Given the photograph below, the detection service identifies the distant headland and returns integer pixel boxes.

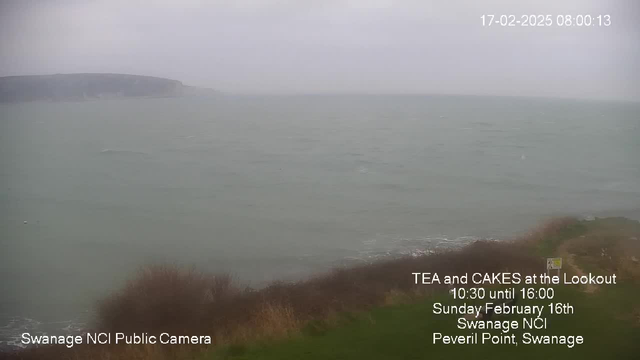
[0,73,218,103]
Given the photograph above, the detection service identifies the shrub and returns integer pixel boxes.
[97,264,238,333]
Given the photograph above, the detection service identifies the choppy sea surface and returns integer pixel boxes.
[1,95,639,348]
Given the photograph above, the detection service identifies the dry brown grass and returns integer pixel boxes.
[632,307,640,326]
[565,218,640,282]
[515,216,580,245]
[97,264,239,334]
[4,218,581,360]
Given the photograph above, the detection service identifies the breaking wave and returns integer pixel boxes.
[0,315,86,351]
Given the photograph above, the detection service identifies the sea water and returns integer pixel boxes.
[1,95,638,347]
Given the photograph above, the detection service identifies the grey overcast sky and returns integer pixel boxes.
[1,0,638,100]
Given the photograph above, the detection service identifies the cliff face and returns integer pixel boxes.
[0,74,189,102]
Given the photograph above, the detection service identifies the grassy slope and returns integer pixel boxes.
[204,218,640,360]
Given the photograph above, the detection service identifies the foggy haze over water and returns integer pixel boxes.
[1,0,639,100]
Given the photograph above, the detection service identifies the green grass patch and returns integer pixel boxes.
[535,221,587,257]
[202,217,640,360]
[203,281,639,360]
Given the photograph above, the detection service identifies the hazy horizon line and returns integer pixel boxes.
[2,72,638,104]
